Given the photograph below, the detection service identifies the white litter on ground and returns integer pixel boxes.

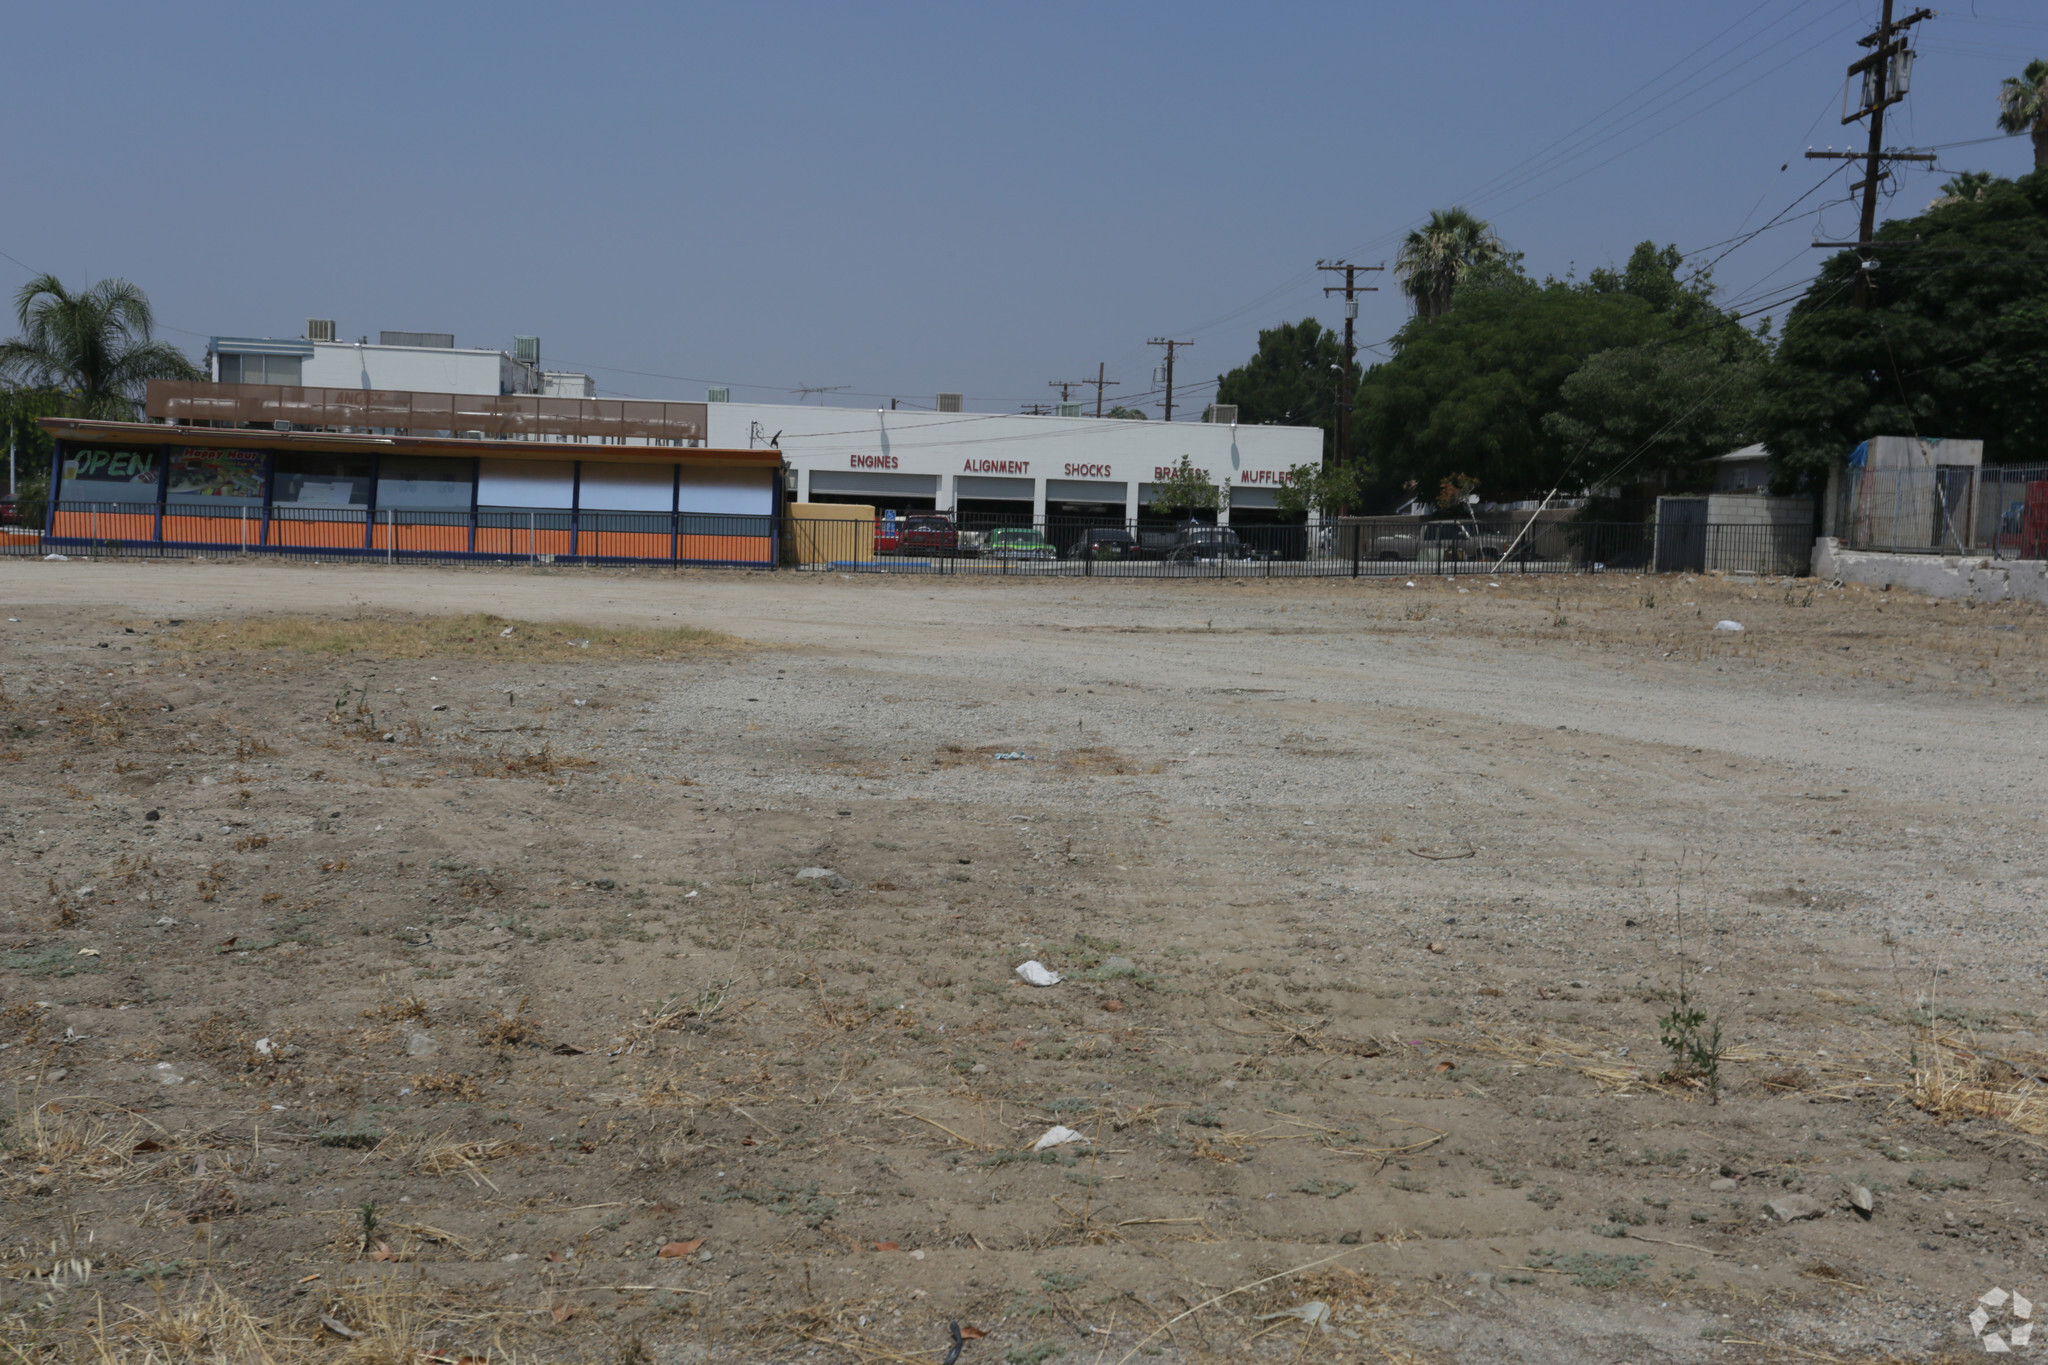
[1014,960,1061,987]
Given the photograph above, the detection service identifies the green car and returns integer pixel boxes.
[987,527,1056,561]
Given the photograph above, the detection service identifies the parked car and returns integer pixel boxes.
[987,527,1057,561]
[1065,527,1143,560]
[1366,519,1520,563]
[0,493,17,527]
[895,513,965,557]
[1164,523,1264,563]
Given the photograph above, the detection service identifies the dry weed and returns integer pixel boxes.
[476,998,541,1051]
[154,612,736,661]
[1910,1034,2048,1141]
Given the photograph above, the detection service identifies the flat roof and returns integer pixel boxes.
[39,419,781,471]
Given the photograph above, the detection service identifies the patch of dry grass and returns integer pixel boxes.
[1910,1034,2048,1142]
[153,612,738,661]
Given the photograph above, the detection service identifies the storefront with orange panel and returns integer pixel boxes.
[39,420,783,566]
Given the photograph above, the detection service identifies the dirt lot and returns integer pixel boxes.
[2,558,2045,1364]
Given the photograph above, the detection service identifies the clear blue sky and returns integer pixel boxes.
[5,1,2046,417]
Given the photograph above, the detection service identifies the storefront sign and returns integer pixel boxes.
[169,448,266,500]
[963,459,1029,474]
[1239,469,1293,485]
[63,446,159,485]
[852,454,899,469]
[1063,463,1113,478]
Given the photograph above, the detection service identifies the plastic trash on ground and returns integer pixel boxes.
[1714,620,1745,632]
[1032,1125,1085,1151]
[1014,960,1061,987]
[1256,1302,1333,1333]
[994,751,1029,760]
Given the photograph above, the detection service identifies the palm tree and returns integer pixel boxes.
[1996,58,2048,172]
[0,274,200,421]
[1395,207,1507,321]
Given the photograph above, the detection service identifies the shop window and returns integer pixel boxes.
[59,445,160,503]
[376,456,474,511]
[167,448,265,506]
[218,353,303,385]
[274,454,372,508]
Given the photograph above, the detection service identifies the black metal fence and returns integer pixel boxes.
[4,508,1815,578]
[789,517,1811,577]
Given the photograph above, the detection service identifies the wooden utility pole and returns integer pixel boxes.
[1075,362,1120,418]
[1805,1,1934,307]
[1147,339,1191,422]
[1317,260,1383,464]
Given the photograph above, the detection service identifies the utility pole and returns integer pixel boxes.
[1147,339,1190,422]
[1020,402,1054,415]
[1048,380,1079,403]
[1806,0,1934,307]
[1316,260,1383,466]
[1072,362,1120,417]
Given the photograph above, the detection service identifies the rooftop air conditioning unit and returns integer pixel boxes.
[305,318,337,342]
[1205,404,1239,425]
[380,330,455,349]
[462,429,486,440]
[1057,402,1082,418]
[936,392,963,413]
[513,336,540,364]
[706,387,731,403]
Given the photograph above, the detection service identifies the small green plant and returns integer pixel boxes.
[357,1201,380,1253]
[1036,1268,1087,1294]
[1657,866,1727,1103]
[709,1180,838,1227]
[1184,1107,1223,1128]
[1525,1248,1652,1289]
[1290,1178,1356,1199]
[316,1124,383,1150]
[980,1149,1078,1168]
[1526,1185,1562,1210]
[1390,1173,1429,1193]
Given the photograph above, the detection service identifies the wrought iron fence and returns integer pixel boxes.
[1834,462,2048,559]
[8,506,1815,577]
[787,516,1808,577]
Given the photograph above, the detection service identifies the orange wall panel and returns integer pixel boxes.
[53,510,157,542]
[679,533,771,564]
[584,531,675,561]
[476,526,574,557]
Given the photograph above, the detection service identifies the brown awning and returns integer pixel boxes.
[38,418,781,470]
[146,380,709,444]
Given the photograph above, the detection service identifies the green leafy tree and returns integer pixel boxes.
[1395,207,1514,320]
[1997,58,2048,171]
[1362,241,1761,501]
[1543,344,1764,486]
[2,385,65,528]
[1145,455,1222,519]
[0,274,201,421]
[1214,318,1345,460]
[1932,170,1997,209]
[1104,405,1148,420]
[1758,170,2048,484]
[1358,276,1668,499]
[1273,460,1360,519]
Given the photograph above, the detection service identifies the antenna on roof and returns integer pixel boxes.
[791,384,848,405]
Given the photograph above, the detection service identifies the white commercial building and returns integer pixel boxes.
[203,328,1321,525]
[209,328,595,403]
[710,401,1320,528]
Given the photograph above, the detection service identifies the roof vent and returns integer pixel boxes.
[513,336,540,364]
[305,318,337,342]
[1204,404,1238,424]
[379,330,455,349]
[935,392,963,413]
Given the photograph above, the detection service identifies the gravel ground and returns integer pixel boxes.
[2,556,2044,1363]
